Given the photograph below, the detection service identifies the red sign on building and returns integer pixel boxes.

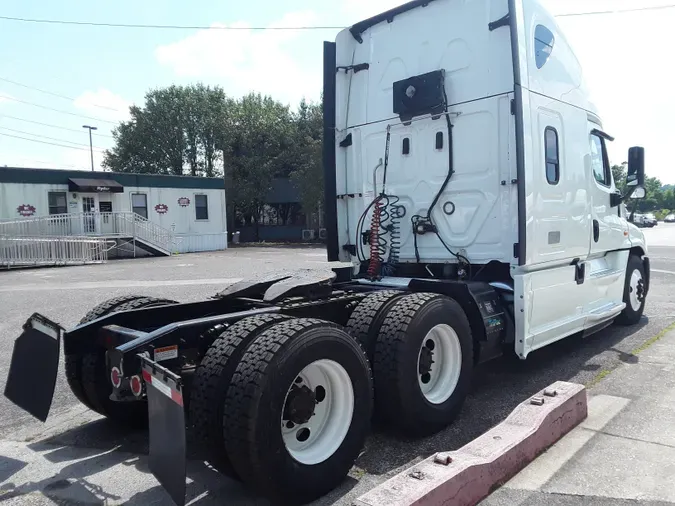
[17,204,36,217]
[155,204,169,214]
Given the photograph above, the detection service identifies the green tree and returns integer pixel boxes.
[612,163,627,194]
[288,98,324,227]
[102,84,231,176]
[663,188,675,211]
[224,93,294,239]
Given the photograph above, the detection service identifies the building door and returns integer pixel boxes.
[99,200,114,235]
[82,195,97,233]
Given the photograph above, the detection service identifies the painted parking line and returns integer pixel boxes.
[651,269,675,276]
[0,278,244,293]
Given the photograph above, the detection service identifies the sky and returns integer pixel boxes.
[0,0,673,182]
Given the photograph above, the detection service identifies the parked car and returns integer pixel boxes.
[631,213,653,228]
[644,213,658,227]
[665,214,675,223]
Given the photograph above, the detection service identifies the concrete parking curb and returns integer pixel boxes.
[355,381,587,506]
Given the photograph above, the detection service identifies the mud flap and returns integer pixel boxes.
[4,314,63,422]
[140,356,187,506]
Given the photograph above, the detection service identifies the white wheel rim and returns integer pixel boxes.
[281,359,354,465]
[417,324,462,405]
[629,269,644,311]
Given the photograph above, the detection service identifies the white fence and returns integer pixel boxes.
[0,212,174,254]
[0,236,109,268]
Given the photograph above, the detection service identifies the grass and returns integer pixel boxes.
[630,321,675,355]
[350,467,367,480]
[586,321,675,388]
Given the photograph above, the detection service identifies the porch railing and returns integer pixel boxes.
[0,236,109,268]
[0,212,175,253]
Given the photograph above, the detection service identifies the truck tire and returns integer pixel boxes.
[223,318,373,504]
[345,290,406,361]
[189,313,289,476]
[373,293,473,436]
[65,295,162,409]
[615,255,647,326]
[72,296,177,426]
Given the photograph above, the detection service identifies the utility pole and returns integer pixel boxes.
[82,125,97,171]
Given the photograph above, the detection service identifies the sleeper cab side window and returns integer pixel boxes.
[545,127,559,185]
[590,134,611,186]
[535,25,555,69]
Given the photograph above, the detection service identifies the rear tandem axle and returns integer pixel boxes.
[5,269,510,505]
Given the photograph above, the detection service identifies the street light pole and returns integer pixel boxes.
[82,125,98,171]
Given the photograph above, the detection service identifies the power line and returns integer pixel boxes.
[0,94,118,124]
[0,15,343,30]
[8,158,79,169]
[557,4,675,17]
[0,132,106,152]
[0,5,674,30]
[0,126,106,150]
[0,115,115,138]
[0,76,121,112]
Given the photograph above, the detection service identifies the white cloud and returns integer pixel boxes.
[155,11,329,105]
[74,88,131,122]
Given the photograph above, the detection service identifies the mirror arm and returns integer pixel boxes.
[611,192,623,208]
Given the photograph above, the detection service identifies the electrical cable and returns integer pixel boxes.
[1,5,673,30]
[426,111,454,220]
[0,95,118,124]
[0,15,344,30]
[0,115,114,137]
[0,126,106,149]
[557,4,675,17]
[411,84,465,269]
[0,132,100,151]
[0,77,121,111]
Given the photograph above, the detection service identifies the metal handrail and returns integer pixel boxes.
[0,212,175,253]
[0,235,109,268]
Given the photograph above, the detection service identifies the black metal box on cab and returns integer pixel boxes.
[393,70,446,121]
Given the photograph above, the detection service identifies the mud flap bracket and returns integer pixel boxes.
[4,314,63,422]
[140,355,187,506]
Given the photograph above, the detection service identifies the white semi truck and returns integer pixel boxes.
[4,0,649,504]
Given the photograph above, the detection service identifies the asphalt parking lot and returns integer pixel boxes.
[1,231,674,505]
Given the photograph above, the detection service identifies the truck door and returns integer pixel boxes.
[588,128,626,258]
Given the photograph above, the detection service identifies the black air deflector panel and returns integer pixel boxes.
[393,70,446,122]
[349,0,439,43]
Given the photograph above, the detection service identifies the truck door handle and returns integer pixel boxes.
[593,220,600,242]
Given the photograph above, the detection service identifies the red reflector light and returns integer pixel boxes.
[130,375,143,397]
[110,367,122,388]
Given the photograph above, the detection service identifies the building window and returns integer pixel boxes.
[132,193,148,219]
[48,192,67,215]
[590,134,611,187]
[545,127,559,185]
[195,194,209,220]
[535,25,555,69]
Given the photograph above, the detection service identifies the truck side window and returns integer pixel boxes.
[545,127,559,184]
[535,25,555,69]
[590,134,610,186]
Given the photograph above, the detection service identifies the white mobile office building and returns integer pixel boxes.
[0,167,228,255]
